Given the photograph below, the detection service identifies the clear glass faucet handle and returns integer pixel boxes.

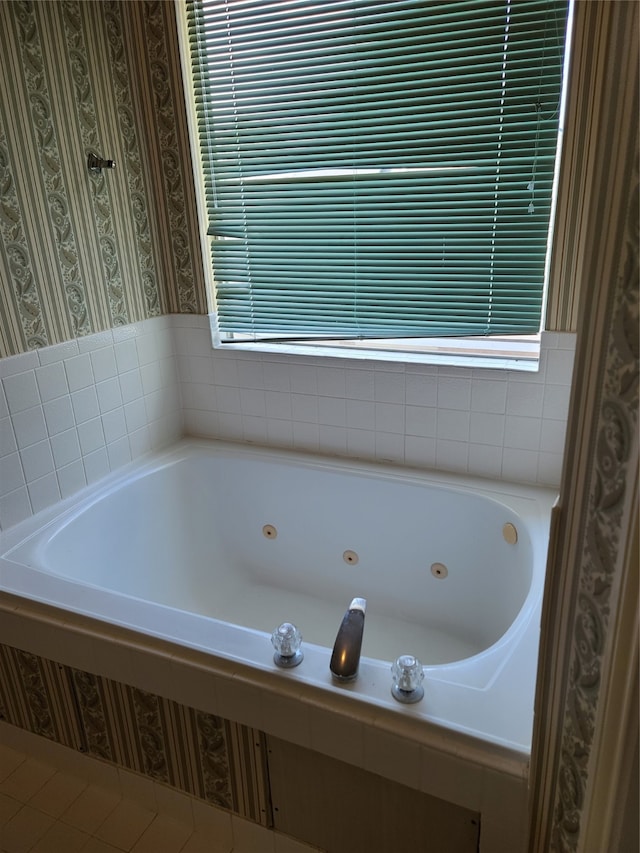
[271,622,302,658]
[391,654,425,702]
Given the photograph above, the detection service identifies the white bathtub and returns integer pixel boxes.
[0,439,555,754]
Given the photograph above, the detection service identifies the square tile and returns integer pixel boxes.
[20,440,55,482]
[3,371,40,414]
[61,785,121,834]
[29,771,88,818]
[31,818,89,852]
[43,396,75,436]
[0,758,55,803]
[64,354,95,392]
[130,815,192,853]
[95,798,155,850]
[35,362,69,403]
[28,473,61,514]
[1,804,55,851]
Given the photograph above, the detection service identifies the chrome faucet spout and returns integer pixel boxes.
[330,597,366,682]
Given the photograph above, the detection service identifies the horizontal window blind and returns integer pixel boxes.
[186,0,568,342]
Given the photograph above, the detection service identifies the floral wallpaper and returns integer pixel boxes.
[0,0,207,359]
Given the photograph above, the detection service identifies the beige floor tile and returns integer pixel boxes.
[130,815,192,853]
[79,838,124,853]
[29,770,88,818]
[0,746,26,783]
[178,830,228,853]
[94,798,156,851]
[61,785,121,835]
[0,791,22,828]
[1,804,55,853]
[0,758,56,803]
[31,819,90,852]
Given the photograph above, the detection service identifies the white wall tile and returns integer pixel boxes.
[71,387,100,424]
[114,339,139,374]
[263,361,291,392]
[468,443,503,479]
[102,408,128,444]
[375,430,405,463]
[374,401,404,433]
[90,347,118,383]
[0,417,17,457]
[77,330,114,353]
[437,376,471,410]
[35,362,69,402]
[504,415,541,451]
[318,396,346,427]
[50,429,82,468]
[3,371,40,413]
[470,379,507,414]
[12,406,47,449]
[265,391,292,420]
[27,472,60,514]
[405,405,436,438]
[20,440,54,482]
[96,378,123,414]
[546,347,576,385]
[84,447,110,484]
[469,412,505,447]
[239,388,266,417]
[436,439,468,472]
[118,370,143,407]
[0,453,25,496]
[64,354,94,392]
[317,365,346,397]
[345,367,375,401]
[437,409,470,442]
[43,396,75,436]
[0,382,8,419]
[107,437,132,470]
[318,424,347,454]
[291,394,318,423]
[502,448,540,483]
[405,435,436,467]
[242,414,267,443]
[506,382,544,417]
[543,383,571,421]
[56,459,87,499]
[346,426,376,458]
[405,372,437,406]
[78,418,106,455]
[374,370,405,403]
[0,486,32,529]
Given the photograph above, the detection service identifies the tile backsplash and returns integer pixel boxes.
[0,315,575,531]
[175,315,575,487]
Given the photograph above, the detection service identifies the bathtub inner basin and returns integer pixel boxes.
[5,443,549,667]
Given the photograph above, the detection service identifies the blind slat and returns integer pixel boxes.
[187,0,568,340]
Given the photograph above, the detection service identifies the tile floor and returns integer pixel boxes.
[0,741,316,853]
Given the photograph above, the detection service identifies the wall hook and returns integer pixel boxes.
[88,152,115,173]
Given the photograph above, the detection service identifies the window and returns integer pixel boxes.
[184,0,570,365]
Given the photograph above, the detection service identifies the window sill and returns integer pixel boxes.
[211,321,541,372]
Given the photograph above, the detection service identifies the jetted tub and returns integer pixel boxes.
[0,438,555,753]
